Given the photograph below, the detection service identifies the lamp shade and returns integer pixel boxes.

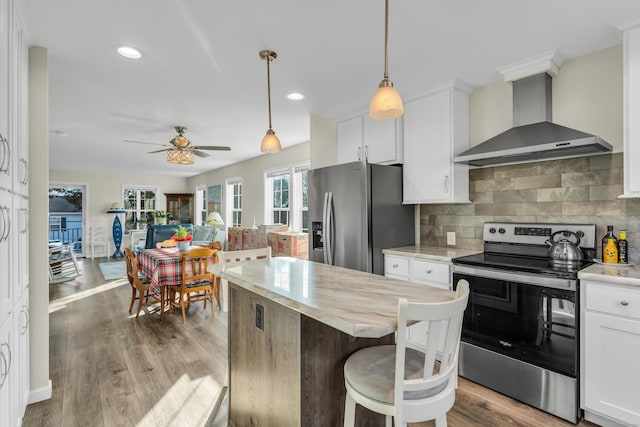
[206,212,224,225]
[107,202,126,214]
[369,81,404,120]
[260,129,282,153]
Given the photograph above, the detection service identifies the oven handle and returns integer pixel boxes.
[453,264,576,291]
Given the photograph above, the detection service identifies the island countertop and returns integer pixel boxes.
[217,257,453,338]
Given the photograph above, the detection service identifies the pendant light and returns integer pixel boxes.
[259,50,282,153]
[369,0,403,120]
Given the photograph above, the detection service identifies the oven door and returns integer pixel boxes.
[453,266,577,378]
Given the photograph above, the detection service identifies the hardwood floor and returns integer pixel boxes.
[23,258,597,427]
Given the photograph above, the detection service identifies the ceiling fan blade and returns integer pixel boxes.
[191,145,232,151]
[148,148,172,154]
[124,139,168,147]
[193,150,210,158]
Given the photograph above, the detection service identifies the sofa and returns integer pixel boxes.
[142,224,224,250]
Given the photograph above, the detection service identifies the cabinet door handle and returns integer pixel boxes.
[0,206,9,242]
[620,300,630,306]
[357,146,361,161]
[20,208,29,234]
[0,350,7,389]
[443,175,449,193]
[0,134,9,174]
[393,263,398,268]
[426,269,432,274]
[19,158,28,184]
[364,145,369,162]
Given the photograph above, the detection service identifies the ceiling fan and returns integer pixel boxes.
[124,125,231,158]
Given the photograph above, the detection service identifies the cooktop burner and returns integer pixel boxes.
[452,252,594,280]
[452,222,598,280]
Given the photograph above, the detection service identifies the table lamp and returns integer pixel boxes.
[106,202,127,258]
[205,212,224,225]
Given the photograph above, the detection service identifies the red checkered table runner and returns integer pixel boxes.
[137,247,214,290]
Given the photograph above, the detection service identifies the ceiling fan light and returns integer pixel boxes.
[261,129,282,153]
[369,80,404,119]
[167,149,194,165]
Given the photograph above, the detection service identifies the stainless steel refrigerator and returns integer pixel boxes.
[308,162,415,275]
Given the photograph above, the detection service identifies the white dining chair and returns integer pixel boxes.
[90,225,111,259]
[216,247,272,312]
[343,280,470,427]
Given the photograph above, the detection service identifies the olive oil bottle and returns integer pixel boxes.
[618,230,628,264]
[602,225,618,264]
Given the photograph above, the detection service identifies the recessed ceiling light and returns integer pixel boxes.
[116,46,143,59]
[286,92,305,101]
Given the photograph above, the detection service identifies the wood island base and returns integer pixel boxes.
[228,283,394,426]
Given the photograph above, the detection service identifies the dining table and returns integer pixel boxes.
[137,246,217,320]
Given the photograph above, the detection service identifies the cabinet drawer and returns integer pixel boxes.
[586,282,640,320]
[385,256,409,279]
[411,259,449,285]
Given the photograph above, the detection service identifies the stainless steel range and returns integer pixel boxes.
[452,222,597,423]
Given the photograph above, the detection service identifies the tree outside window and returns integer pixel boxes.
[226,178,243,227]
[123,186,157,231]
[272,174,289,226]
[265,163,309,231]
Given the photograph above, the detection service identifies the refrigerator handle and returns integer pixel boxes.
[327,191,334,265]
[322,192,328,263]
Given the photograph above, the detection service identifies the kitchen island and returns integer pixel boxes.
[218,256,454,427]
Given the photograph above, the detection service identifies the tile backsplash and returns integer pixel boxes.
[420,153,640,261]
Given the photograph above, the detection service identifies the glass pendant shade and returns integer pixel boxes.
[369,79,404,119]
[370,0,403,120]
[260,129,282,153]
[167,149,194,165]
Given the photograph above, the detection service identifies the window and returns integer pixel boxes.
[195,185,207,225]
[265,163,309,232]
[122,186,158,231]
[226,178,242,227]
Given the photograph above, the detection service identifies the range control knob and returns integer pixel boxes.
[489,227,496,234]
[498,227,506,234]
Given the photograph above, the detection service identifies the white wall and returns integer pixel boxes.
[187,141,310,227]
[28,46,51,402]
[469,45,623,151]
[310,115,336,169]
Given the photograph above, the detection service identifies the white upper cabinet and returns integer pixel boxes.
[0,0,11,191]
[336,114,402,165]
[10,2,27,196]
[402,82,470,204]
[621,23,640,197]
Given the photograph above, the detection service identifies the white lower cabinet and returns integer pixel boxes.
[0,313,15,427]
[384,253,452,348]
[581,280,640,426]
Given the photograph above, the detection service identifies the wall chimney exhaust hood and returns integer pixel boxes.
[453,73,612,166]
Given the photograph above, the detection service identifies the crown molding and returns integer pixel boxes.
[496,49,563,82]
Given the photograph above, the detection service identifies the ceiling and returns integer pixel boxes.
[22,0,640,178]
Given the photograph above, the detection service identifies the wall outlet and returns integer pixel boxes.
[256,304,264,331]
[447,232,456,246]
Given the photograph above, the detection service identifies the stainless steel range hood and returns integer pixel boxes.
[453,73,612,166]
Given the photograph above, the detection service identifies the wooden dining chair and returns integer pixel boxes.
[216,247,272,312]
[343,280,470,427]
[124,248,162,318]
[168,247,217,323]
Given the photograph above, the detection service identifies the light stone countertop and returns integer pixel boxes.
[382,245,481,262]
[216,257,454,338]
[579,263,640,288]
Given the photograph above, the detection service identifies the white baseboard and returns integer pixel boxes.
[27,379,52,404]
